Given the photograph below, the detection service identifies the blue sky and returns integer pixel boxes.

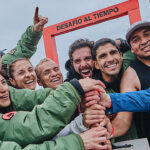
[0,0,150,80]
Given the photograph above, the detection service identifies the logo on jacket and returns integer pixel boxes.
[2,111,17,120]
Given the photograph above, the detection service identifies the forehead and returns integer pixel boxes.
[130,27,150,38]
[72,47,91,59]
[96,43,117,54]
[13,60,32,70]
[39,61,58,72]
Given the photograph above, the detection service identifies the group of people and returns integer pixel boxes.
[0,6,150,150]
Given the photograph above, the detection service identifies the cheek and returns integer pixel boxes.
[131,43,139,50]
[73,64,79,71]
[44,75,50,83]
[14,75,23,83]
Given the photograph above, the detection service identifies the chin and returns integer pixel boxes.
[26,86,36,90]
[0,100,11,108]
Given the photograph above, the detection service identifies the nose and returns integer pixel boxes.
[106,54,114,62]
[80,60,87,67]
[141,37,149,45]
[50,70,57,77]
[25,71,32,77]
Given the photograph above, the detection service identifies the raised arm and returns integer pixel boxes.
[2,7,48,70]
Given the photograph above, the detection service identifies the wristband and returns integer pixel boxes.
[109,100,112,108]
[110,125,115,139]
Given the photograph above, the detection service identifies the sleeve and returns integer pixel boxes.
[122,50,136,72]
[52,114,88,140]
[10,87,52,111]
[2,25,42,67]
[23,134,84,150]
[0,82,81,147]
[0,141,21,150]
[107,88,150,114]
[0,134,85,150]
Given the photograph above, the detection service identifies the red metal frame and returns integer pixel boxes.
[43,0,141,65]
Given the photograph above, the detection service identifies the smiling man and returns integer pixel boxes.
[90,38,138,142]
[120,21,150,143]
[35,58,63,89]
[93,39,122,85]
[65,39,97,81]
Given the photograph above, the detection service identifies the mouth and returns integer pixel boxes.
[50,77,60,83]
[0,94,9,100]
[25,79,34,85]
[141,45,150,52]
[106,64,117,69]
[81,68,91,75]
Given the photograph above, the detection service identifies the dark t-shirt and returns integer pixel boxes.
[131,58,150,143]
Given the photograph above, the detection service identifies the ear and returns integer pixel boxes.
[95,61,100,70]
[9,78,17,86]
[37,79,43,86]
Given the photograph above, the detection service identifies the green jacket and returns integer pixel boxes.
[0,82,82,148]
[2,25,42,73]
[0,134,84,150]
[122,50,136,72]
[0,87,51,113]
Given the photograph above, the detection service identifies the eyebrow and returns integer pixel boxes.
[1,78,5,82]
[143,29,150,33]
[130,29,150,41]
[130,35,138,42]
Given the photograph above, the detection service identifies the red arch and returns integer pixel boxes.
[43,0,141,65]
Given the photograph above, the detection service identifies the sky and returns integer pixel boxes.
[0,0,150,81]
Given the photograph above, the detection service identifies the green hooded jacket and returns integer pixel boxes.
[0,134,84,150]
[0,82,84,149]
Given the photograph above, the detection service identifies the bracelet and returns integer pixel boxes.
[109,100,112,108]
[110,125,115,139]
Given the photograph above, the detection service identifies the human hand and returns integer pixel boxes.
[79,77,105,93]
[83,104,106,128]
[83,90,103,107]
[100,117,112,139]
[99,93,112,108]
[33,7,48,32]
[80,126,108,150]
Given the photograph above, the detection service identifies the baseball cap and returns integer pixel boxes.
[126,21,150,45]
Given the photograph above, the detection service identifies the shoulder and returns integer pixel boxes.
[120,67,141,92]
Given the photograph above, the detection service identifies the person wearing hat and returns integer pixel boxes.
[1,7,48,76]
[120,20,150,143]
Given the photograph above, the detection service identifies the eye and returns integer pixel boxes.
[53,67,59,72]
[131,37,140,43]
[44,70,50,75]
[110,50,118,55]
[84,56,92,61]
[74,59,81,64]
[144,31,150,37]
[1,80,6,85]
[18,71,24,75]
[28,67,34,72]
[99,54,106,59]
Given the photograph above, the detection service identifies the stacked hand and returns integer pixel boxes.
[80,81,113,149]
